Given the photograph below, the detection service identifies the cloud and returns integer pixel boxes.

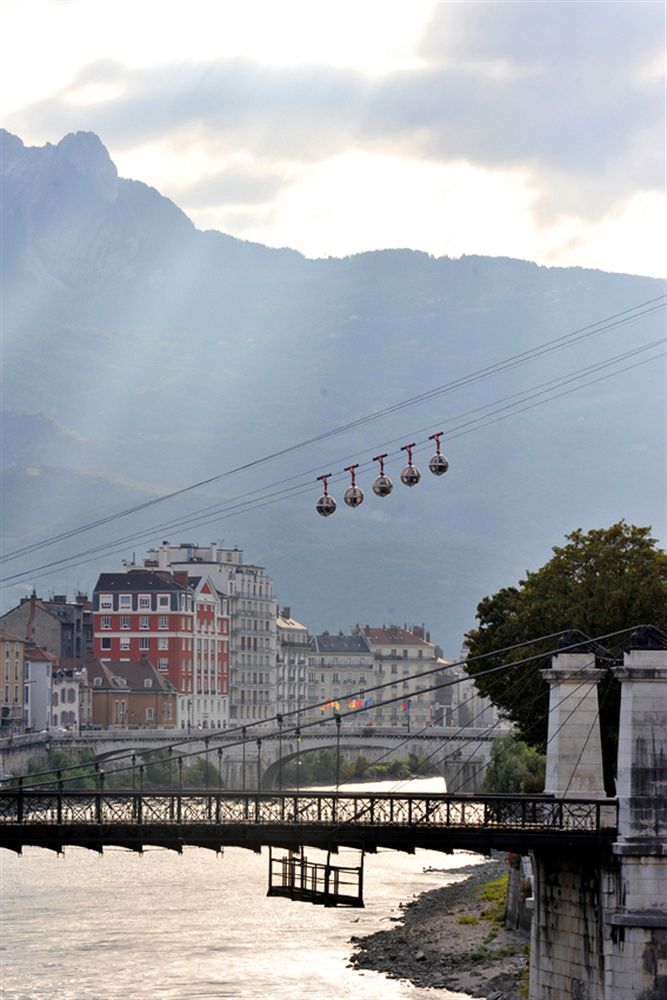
[8,2,663,218]
[171,166,289,207]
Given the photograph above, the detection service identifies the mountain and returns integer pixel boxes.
[1,129,664,654]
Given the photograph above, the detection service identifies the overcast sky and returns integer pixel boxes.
[1,0,665,277]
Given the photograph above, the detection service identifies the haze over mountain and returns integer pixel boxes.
[1,129,663,654]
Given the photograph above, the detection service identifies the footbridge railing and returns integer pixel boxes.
[0,790,618,855]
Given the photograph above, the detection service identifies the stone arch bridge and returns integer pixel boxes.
[0,726,498,792]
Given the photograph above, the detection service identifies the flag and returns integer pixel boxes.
[363,697,374,708]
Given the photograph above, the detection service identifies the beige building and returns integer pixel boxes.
[87,658,178,729]
[309,632,376,725]
[1,629,26,734]
[358,625,449,731]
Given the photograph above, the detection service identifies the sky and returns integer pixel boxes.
[1,0,665,277]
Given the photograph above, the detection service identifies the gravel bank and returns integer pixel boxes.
[349,859,528,999]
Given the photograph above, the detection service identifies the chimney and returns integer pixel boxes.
[53,595,67,605]
[282,606,291,620]
[26,591,37,643]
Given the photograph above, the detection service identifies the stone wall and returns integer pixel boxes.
[530,850,615,1000]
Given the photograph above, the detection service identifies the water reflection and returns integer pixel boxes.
[2,779,480,1000]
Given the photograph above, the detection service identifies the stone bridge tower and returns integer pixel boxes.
[529,626,667,1000]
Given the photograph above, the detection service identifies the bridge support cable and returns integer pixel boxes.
[10,624,638,790]
[435,656,597,793]
[10,627,642,794]
[385,656,555,791]
[447,664,607,796]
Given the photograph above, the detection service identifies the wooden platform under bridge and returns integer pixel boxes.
[267,846,364,907]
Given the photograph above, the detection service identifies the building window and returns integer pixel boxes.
[119,595,132,610]
[158,637,169,650]
[146,707,154,721]
[158,616,169,629]
[158,595,170,609]
[144,678,153,688]
[139,637,150,651]
[158,658,168,672]
[139,616,149,630]
[120,616,130,630]
[120,637,130,650]
[101,617,112,630]
[99,595,113,610]
[101,638,111,650]
[139,595,150,610]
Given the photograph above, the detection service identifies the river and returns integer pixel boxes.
[1,778,482,1000]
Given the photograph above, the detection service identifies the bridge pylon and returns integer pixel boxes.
[530,626,667,1000]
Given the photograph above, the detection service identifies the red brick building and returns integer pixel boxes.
[92,569,229,729]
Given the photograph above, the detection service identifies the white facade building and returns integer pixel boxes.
[276,608,311,720]
[51,665,85,730]
[23,647,57,732]
[142,542,277,725]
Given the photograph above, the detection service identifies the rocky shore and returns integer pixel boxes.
[349,859,528,999]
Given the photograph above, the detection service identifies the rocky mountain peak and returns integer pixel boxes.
[55,130,118,193]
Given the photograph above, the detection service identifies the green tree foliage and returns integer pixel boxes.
[24,749,97,789]
[483,734,545,793]
[465,523,666,784]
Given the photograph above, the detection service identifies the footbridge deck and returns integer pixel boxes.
[0,789,618,856]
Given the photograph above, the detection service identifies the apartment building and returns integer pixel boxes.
[141,542,277,725]
[276,608,311,720]
[0,629,26,734]
[23,646,58,731]
[87,658,178,729]
[0,592,92,660]
[358,625,448,730]
[92,569,229,729]
[309,632,376,724]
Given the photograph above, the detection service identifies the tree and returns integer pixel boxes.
[483,734,545,793]
[464,522,666,786]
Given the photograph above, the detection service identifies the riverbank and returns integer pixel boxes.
[349,858,528,999]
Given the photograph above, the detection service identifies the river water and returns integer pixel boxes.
[1,779,482,1000]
